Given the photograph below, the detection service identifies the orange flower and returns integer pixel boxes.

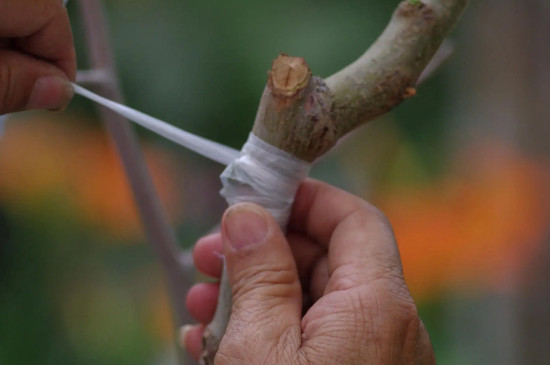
[377,141,550,300]
[0,114,183,240]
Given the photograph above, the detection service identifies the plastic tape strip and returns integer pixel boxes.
[72,84,240,166]
[73,84,312,227]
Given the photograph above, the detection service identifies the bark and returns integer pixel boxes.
[200,0,469,364]
[326,0,469,134]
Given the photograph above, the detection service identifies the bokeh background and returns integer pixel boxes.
[1,0,549,364]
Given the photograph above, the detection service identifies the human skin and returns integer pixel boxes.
[0,0,76,114]
[184,179,435,364]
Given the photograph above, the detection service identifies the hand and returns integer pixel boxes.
[0,0,76,114]
[184,179,435,364]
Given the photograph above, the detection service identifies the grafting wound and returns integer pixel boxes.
[221,134,311,229]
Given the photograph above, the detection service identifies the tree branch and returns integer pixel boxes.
[326,0,469,137]
[252,55,334,162]
[201,0,469,363]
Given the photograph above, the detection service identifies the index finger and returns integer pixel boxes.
[289,179,404,288]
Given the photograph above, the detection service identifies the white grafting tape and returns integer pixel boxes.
[220,133,312,229]
[72,83,240,166]
[72,83,312,225]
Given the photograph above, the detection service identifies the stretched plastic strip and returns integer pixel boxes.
[73,84,312,225]
[220,133,312,229]
[72,84,240,166]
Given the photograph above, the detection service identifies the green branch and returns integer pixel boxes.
[326,0,469,137]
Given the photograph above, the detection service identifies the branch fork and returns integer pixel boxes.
[200,1,469,363]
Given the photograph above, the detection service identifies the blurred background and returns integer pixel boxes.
[1,0,549,364]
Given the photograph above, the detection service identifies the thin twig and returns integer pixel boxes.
[417,40,455,85]
[76,1,195,364]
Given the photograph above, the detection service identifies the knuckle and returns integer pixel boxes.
[385,290,423,339]
[362,288,424,354]
[399,302,430,359]
[345,203,394,242]
[231,261,300,304]
[398,298,420,324]
[359,201,393,231]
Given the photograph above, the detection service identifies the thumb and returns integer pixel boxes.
[0,50,73,114]
[220,203,302,359]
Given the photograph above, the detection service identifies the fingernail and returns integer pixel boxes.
[224,205,268,250]
[27,76,74,111]
[179,324,193,349]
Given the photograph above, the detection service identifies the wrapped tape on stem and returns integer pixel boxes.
[220,133,312,229]
[72,84,311,227]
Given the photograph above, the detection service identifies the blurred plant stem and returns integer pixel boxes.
[76,1,195,364]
